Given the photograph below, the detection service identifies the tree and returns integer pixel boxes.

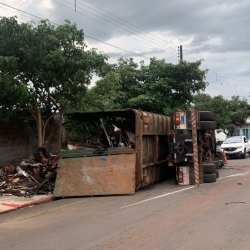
[192,93,250,135]
[84,72,122,110]
[129,58,207,114]
[0,17,107,147]
[89,57,208,115]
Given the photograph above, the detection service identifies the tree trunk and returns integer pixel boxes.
[33,101,58,148]
[34,101,43,147]
[58,111,63,148]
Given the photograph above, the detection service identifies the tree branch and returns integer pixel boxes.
[49,95,61,110]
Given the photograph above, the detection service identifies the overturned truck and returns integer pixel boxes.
[53,109,221,197]
[54,109,173,197]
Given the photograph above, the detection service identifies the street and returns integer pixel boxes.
[0,158,250,250]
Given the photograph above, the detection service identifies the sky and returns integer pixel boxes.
[0,0,250,102]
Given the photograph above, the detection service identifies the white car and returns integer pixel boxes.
[220,136,250,159]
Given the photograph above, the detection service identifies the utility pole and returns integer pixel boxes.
[178,45,183,62]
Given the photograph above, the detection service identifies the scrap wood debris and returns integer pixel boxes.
[67,123,135,150]
[0,149,58,197]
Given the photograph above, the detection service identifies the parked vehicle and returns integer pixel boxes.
[215,147,224,168]
[220,136,250,159]
[216,147,223,159]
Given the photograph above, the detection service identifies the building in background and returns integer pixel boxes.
[234,118,250,140]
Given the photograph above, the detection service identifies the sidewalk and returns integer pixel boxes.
[0,194,54,214]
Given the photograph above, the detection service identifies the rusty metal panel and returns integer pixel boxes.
[53,153,136,197]
[61,109,171,192]
[135,110,170,135]
[133,110,171,189]
[142,135,154,164]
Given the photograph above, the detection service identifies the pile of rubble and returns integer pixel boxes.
[0,148,58,197]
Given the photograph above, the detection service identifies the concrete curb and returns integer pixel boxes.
[0,194,55,215]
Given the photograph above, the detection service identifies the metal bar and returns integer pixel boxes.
[191,110,199,187]
[100,118,113,147]
[173,133,177,163]
[27,172,41,184]
[141,159,169,168]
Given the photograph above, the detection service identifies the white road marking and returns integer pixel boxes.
[219,170,250,179]
[121,170,250,209]
[121,186,195,209]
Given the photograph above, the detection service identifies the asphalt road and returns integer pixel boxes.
[226,154,250,166]
[0,158,250,250]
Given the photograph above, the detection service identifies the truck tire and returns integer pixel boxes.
[203,163,216,174]
[216,151,222,161]
[215,169,219,179]
[242,148,246,159]
[199,121,216,130]
[219,160,224,169]
[200,111,215,121]
[212,160,219,169]
[204,173,216,183]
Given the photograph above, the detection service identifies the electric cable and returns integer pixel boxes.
[52,0,178,58]
[0,3,151,60]
[0,2,247,99]
[73,0,178,53]
[74,0,248,96]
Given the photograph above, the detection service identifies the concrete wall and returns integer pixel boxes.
[0,122,59,167]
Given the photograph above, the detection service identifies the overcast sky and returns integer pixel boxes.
[1,0,250,101]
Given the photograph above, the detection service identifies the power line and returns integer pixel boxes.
[0,3,150,60]
[0,6,37,21]
[7,4,237,97]
[0,2,247,96]
[0,3,243,98]
[73,0,248,91]
[52,0,178,58]
[0,2,56,25]
[75,0,178,53]
[204,80,249,99]
[84,34,149,60]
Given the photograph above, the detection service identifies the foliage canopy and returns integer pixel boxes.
[0,16,108,146]
[86,58,208,115]
[192,93,250,135]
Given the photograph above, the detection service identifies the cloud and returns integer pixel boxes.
[0,0,249,100]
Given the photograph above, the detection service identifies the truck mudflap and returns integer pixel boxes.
[53,153,136,197]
